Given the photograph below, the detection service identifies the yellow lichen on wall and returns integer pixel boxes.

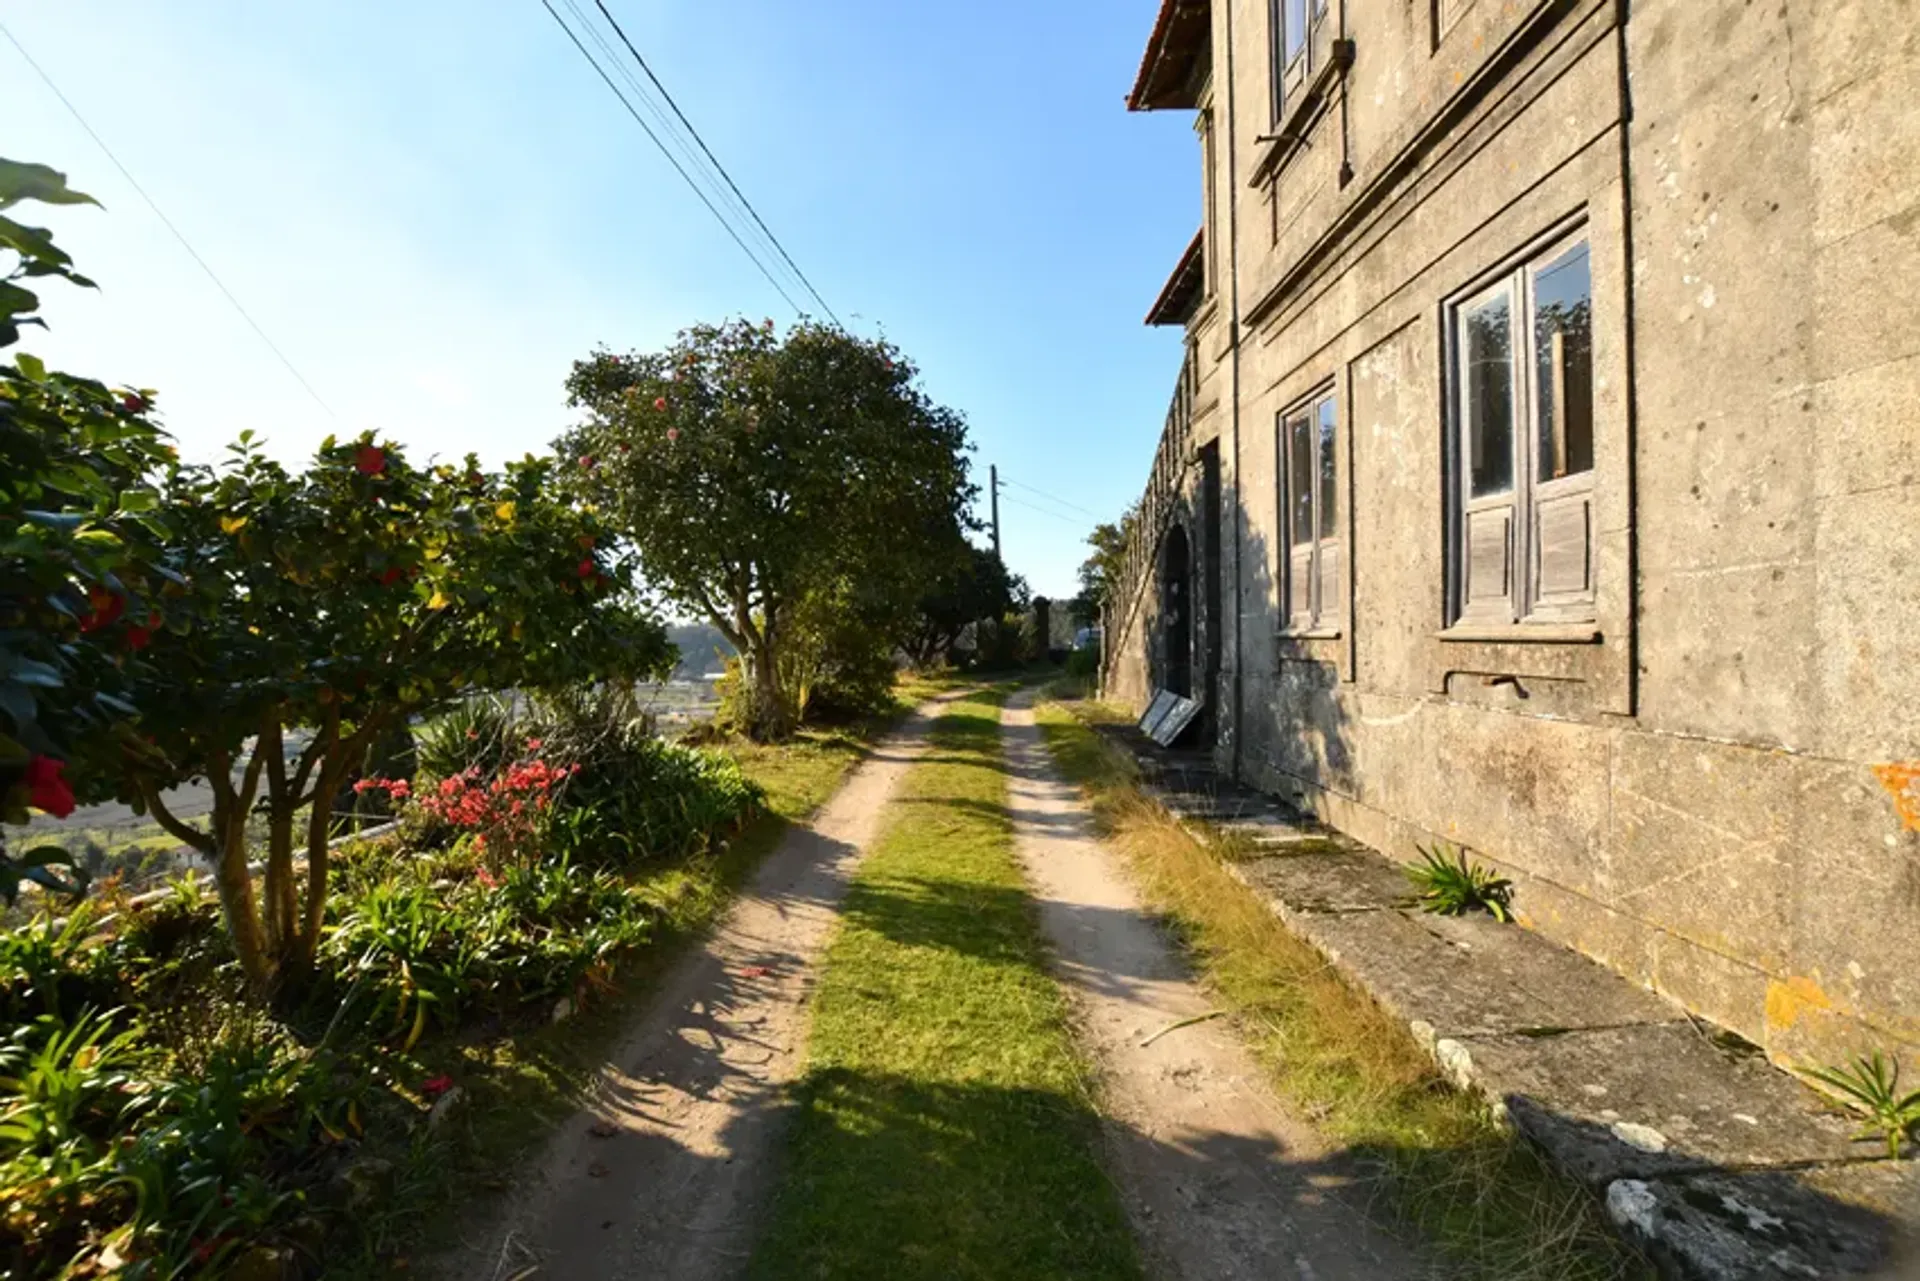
[1765,974,1835,1033]
[1871,762,1920,832]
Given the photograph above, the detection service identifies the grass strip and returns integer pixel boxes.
[1034,698,1653,1281]
[750,693,1143,1281]
[386,707,914,1273]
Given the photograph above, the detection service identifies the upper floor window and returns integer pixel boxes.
[1447,231,1595,626]
[1281,389,1340,631]
[1271,0,1330,120]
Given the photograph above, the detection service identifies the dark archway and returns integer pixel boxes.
[1160,524,1192,697]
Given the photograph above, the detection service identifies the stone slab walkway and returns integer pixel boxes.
[1004,696,1438,1280]
[1097,722,1920,1281]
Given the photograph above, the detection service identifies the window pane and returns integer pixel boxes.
[1317,396,1337,541]
[1286,0,1307,58]
[1534,241,1593,479]
[1288,414,1314,546]
[1463,289,1514,498]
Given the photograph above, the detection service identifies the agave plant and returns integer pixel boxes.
[1801,1051,1920,1159]
[1404,843,1514,922]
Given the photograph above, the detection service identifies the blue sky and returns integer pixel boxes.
[2,0,1195,599]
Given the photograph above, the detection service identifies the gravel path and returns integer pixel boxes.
[1001,694,1435,1281]
[439,697,952,1281]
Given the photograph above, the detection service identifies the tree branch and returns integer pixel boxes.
[139,780,217,856]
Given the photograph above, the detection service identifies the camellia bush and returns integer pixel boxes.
[1,158,181,901]
[561,319,976,739]
[121,435,674,994]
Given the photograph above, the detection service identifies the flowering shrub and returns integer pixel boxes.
[2,158,180,902]
[361,742,581,866]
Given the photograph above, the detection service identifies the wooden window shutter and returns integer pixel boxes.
[1461,504,1516,621]
[1317,539,1342,622]
[1289,544,1314,625]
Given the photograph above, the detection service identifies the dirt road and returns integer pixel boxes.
[1001,695,1433,1281]
[439,698,950,1281]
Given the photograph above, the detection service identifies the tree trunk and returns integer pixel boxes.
[745,641,792,741]
[290,754,344,975]
[262,803,298,955]
[211,808,277,993]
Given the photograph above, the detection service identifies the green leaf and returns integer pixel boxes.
[118,488,159,513]
[13,351,45,381]
[17,844,81,871]
[6,659,63,688]
[0,160,99,212]
[0,681,36,728]
[0,215,70,266]
[0,280,41,320]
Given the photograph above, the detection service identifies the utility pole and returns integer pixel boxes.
[989,464,1003,562]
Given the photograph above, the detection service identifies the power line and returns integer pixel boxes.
[999,475,1102,519]
[590,0,840,327]
[998,493,1089,527]
[555,0,794,302]
[538,0,812,320]
[0,19,337,420]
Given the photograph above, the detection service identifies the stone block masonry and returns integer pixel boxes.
[1107,0,1920,1084]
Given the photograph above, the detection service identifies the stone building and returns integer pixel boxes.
[1105,0,1920,1072]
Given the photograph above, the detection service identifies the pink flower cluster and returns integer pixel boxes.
[363,747,579,864]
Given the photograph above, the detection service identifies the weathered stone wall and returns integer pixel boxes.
[1109,0,1920,1072]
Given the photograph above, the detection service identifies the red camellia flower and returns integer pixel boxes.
[666,428,680,443]
[79,588,126,634]
[576,559,594,578]
[421,1075,455,1100]
[121,392,148,414]
[579,454,596,470]
[354,445,387,476]
[652,397,668,412]
[124,621,156,651]
[377,567,404,586]
[24,756,75,819]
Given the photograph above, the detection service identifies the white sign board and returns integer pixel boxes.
[1139,689,1202,746]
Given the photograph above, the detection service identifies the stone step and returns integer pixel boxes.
[1108,724,1920,1280]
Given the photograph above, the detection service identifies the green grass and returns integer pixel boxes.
[750,694,1143,1281]
[363,697,920,1274]
[1034,697,1652,1281]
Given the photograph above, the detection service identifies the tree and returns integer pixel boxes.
[1,158,179,901]
[901,543,1026,667]
[125,435,672,993]
[562,319,975,739]
[1070,504,1138,628]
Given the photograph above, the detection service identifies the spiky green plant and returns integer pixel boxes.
[1404,843,1514,922]
[1801,1051,1920,1159]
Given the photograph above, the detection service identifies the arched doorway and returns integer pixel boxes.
[1160,524,1192,698]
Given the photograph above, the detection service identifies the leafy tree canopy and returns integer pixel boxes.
[562,318,975,738]
[125,433,672,990]
[1,158,175,901]
[903,542,1027,667]
[1070,504,1138,628]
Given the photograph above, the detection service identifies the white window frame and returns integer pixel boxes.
[1279,387,1340,633]
[1444,225,1597,627]
[1271,0,1331,122]
[1199,105,1219,299]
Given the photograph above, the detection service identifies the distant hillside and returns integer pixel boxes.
[666,621,736,679]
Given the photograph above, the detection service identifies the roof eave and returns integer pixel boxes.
[1145,231,1206,327]
[1127,0,1211,112]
